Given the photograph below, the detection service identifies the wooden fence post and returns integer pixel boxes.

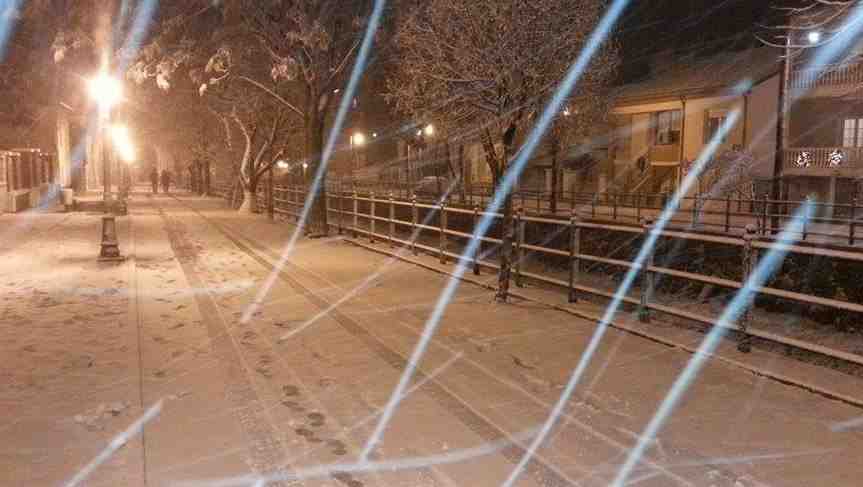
[568,208,580,303]
[439,198,448,264]
[724,195,731,233]
[370,191,376,243]
[639,218,655,323]
[337,181,344,235]
[515,206,525,288]
[389,191,395,248]
[352,190,359,238]
[473,204,481,275]
[267,167,274,221]
[411,194,418,256]
[738,224,758,353]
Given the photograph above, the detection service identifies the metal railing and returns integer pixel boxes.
[205,183,863,364]
[314,189,863,364]
[784,147,863,170]
[213,180,863,247]
[790,62,863,90]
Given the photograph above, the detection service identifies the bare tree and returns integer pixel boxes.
[130,0,376,233]
[387,0,617,301]
[545,95,613,213]
[240,0,376,235]
[759,1,862,50]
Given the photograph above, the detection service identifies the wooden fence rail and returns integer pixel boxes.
[208,183,863,364]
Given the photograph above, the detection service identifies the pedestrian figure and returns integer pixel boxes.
[160,170,172,194]
[149,168,159,194]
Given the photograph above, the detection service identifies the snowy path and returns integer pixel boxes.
[1,193,862,486]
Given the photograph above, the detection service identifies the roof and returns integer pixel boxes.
[613,48,781,106]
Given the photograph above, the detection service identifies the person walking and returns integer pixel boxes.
[160,170,172,194]
[149,167,159,194]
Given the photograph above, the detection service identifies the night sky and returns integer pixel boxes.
[618,0,777,82]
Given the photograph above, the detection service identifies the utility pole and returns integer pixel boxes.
[771,30,791,233]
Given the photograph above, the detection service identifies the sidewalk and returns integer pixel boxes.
[2,192,862,486]
[186,196,863,486]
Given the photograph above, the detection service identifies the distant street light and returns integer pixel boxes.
[110,124,136,163]
[807,31,821,44]
[276,160,289,170]
[424,124,435,137]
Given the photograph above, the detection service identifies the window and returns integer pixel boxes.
[843,118,863,148]
[705,110,728,143]
[653,110,681,145]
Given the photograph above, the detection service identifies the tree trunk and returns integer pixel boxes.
[238,177,258,213]
[458,144,466,203]
[496,136,515,303]
[306,108,328,237]
[550,141,559,214]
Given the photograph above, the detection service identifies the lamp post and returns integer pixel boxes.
[87,67,123,208]
[350,132,366,170]
[416,124,436,193]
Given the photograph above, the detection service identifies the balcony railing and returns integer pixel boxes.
[784,147,863,171]
[790,62,863,90]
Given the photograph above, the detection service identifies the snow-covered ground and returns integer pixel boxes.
[2,192,862,486]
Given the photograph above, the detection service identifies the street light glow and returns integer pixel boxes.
[302,162,309,170]
[424,124,435,136]
[110,124,136,163]
[352,132,366,146]
[88,71,123,113]
[276,160,289,169]
[808,31,821,44]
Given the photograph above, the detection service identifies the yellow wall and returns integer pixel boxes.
[611,74,779,181]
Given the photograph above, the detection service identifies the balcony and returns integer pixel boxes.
[789,62,863,93]
[648,144,680,164]
[784,147,863,175]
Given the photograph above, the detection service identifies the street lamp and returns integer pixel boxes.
[276,160,289,170]
[302,161,309,183]
[423,124,435,137]
[350,132,366,169]
[87,68,124,205]
[88,71,123,116]
[807,31,821,44]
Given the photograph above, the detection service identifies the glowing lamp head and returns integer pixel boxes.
[423,124,435,137]
[89,72,123,112]
[276,160,289,169]
[807,31,821,44]
[302,162,309,170]
[352,133,366,146]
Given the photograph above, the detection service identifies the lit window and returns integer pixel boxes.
[842,118,863,148]
[705,114,728,143]
[654,110,681,145]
